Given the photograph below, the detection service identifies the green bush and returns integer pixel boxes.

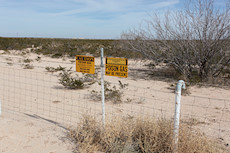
[59,71,84,89]
[58,69,97,89]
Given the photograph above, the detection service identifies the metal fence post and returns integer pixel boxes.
[100,48,105,127]
[173,80,185,153]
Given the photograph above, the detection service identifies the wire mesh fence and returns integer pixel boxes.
[0,53,229,146]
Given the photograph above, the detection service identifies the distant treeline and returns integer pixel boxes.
[0,37,141,58]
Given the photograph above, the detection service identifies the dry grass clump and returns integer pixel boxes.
[68,115,223,153]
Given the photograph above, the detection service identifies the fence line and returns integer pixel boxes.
[0,54,229,147]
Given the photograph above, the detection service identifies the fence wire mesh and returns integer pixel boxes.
[0,53,229,146]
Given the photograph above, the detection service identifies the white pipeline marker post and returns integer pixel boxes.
[173,80,185,153]
[100,48,105,127]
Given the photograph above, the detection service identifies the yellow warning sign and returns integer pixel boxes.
[106,57,127,65]
[76,55,95,74]
[105,57,128,78]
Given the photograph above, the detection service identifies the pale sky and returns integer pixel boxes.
[0,0,227,39]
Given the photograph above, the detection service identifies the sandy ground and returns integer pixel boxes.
[0,113,73,153]
[0,49,230,152]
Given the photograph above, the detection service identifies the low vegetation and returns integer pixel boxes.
[23,58,33,63]
[0,37,141,58]
[1,36,228,85]
[68,115,223,153]
[58,69,97,89]
[91,80,128,104]
[23,64,34,69]
[45,65,66,73]
[59,71,84,89]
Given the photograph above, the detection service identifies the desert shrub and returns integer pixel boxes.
[59,71,84,89]
[122,0,230,82]
[68,115,223,153]
[45,66,56,73]
[23,64,34,69]
[82,73,98,85]
[55,65,66,71]
[91,80,128,104]
[45,65,66,73]
[59,69,97,89]
[23,58,33,63]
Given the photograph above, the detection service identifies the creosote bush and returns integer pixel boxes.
[68,115,224,153]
